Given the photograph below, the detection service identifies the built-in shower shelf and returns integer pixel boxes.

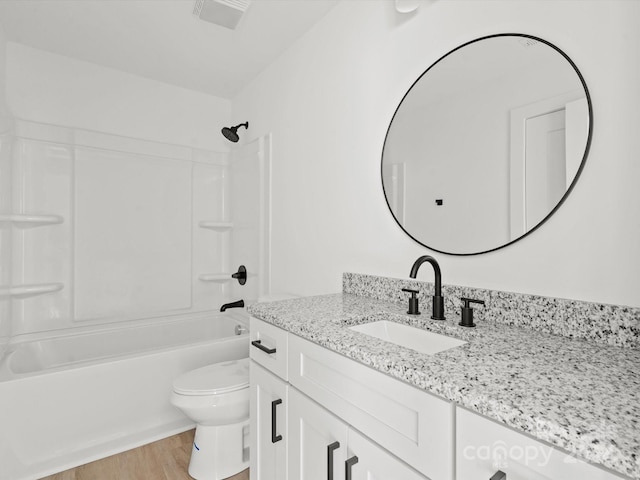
[198,273,232,283]
[198,221,233,231]
[0,283,64,298]
[0,214,64,227]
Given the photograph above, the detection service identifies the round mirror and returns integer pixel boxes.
[382,34,592,255]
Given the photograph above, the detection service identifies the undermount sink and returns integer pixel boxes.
[349,320,466,355]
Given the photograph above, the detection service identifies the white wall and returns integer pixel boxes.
[6,43,231,151]
[232,0,640,307]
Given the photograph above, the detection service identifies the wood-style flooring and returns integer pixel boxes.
[40,429,250,480]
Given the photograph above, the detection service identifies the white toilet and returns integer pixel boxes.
[171,358,250,480]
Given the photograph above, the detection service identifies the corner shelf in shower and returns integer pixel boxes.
[198,273,233,283]
[198,221,233,232]
[0,214,64,227]
[0,282,64,298]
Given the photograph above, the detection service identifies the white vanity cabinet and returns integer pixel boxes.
[288,387,427,480]
[250,317,451,480]
[250,318,290,480]
[456,407,626,480]
[250,317,626,480]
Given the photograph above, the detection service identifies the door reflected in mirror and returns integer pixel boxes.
[382,34,592,255]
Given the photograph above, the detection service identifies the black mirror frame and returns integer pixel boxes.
[381,33,593,256]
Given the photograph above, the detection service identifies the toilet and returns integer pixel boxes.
[171,358,250,480]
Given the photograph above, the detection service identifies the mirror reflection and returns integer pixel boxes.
[382,34,592,255]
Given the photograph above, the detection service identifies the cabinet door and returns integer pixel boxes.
[347,429,427,480]
[456,407,625,480]
[250,361,288,480]
[288,387,349,480]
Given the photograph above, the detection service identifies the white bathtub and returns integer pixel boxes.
[0,309,250,480]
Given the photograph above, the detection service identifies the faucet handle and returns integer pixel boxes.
[459,297,485,328]
[401,288,419,294]
[402,288,420,315]
[461,297,485,308]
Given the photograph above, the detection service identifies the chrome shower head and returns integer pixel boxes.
[221,122,249,143]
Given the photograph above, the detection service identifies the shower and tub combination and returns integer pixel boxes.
[0,119,270,479]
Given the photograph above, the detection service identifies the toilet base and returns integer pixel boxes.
[188,419,250,480]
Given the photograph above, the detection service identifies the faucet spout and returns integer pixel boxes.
[220,299,244,312]
[409,255,442,296]
[409,255,445,320]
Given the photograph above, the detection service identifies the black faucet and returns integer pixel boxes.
[220,299,244,312]
[409,255,445,320]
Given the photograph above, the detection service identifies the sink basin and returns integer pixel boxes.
[349,320,466,355]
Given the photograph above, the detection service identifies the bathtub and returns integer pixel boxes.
[0,309,250,480]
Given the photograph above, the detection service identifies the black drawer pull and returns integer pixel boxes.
[490,471,506,480]
[327,441,340,480]
[345,455,358,480]
[252,339,276,354]
[271,398,282,443]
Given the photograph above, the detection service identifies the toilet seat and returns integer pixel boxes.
[173,358,249,396]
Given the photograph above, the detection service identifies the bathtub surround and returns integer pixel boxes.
[248,287,640,479]
[343,273,640,349]
[2,119,268,337]
[0,42,271,339]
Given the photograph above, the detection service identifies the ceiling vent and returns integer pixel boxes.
[193,0,251,30]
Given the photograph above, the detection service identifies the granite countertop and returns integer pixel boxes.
[248,293,640,479]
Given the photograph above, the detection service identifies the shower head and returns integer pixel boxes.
[221,122,249,143]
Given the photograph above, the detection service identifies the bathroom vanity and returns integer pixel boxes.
[248,275,639,480]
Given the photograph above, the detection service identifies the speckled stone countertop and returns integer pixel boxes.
[248,293,640,479]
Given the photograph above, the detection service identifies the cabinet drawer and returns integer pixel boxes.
[456,407,625,480]
[250,317,288,380]
[288,334,453,480]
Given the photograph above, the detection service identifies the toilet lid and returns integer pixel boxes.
[173,358,249,395]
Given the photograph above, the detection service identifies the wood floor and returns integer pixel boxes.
[40,429,250,480]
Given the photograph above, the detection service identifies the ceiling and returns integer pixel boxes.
[0,0,339,99]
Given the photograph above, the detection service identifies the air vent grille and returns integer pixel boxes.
[222,0,251,10]
[193,0,251,30]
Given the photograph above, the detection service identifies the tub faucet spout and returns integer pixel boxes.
[220,299,244,312]
[409,255,445,320]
